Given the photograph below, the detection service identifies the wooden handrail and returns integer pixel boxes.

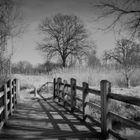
[0,78,19,129]
[108,92,140,107]
[38,81,53,93]
[53,77,140,139]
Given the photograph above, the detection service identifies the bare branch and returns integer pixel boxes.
[94,0,140,37]
[38,13,89,67]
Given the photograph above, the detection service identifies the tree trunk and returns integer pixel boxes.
[62,57,66,67]
[125,75,130,88]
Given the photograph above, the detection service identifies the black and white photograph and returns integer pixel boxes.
[0,0,140,139]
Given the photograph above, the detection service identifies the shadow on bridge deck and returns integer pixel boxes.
[0,95,101,140]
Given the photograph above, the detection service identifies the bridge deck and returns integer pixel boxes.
[0,92,101,140]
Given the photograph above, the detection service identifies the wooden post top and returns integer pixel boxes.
[57,77,62,83]
[70,78,76,86]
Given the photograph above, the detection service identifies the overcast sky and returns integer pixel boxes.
[11,0,115,65]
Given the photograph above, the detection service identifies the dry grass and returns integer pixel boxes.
[14,74,53,90]
[50,66,140,138]
[14,66,140,98]
[13,66,140,139]
[51,66,140,89]
[51,67,123,87]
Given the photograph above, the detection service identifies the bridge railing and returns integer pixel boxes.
[53,77,140,140]
[0,79,19,129]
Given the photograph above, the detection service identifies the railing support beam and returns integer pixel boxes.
[100,80,112,138]
[82,82,88,121]
[70,78,76,112]
[53,78,56,99]
[4,84,8,121]
[9,80,13,115]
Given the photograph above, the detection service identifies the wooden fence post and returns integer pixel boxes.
[13,79,16,107]
[70,78,76,112]
[100,80,111,138]
[82,82,88,120]
[9,80,13,115]
[4,83,8,121]
[53,78,56,99]
[34,87,37,97]
[15,79,20,104]
[57,77,62,102]
[12,80,14,109]
[63,80,67,106]
[14,79,16,105]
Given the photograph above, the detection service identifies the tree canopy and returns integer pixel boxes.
[38,13,90,67]
[94,0,140,38]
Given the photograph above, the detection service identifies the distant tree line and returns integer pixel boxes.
[11,61,62,75]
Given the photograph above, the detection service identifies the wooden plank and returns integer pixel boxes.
[7,80,11,88]
[15,79,19,104]
[39,81,53,90]
[12,94,14,98]
[85,114,101,127]
[70,78,76,112]
[100,80,112,138]
[6,87,10,93]
[64,100,71,106]
[10,80,13,115]
[7,99,10,105]
[0,121,5,129]
[86,102,101,110]
[53,78,56,99]
[65,92,71,97]
[109,112,140,130]
[76,85,100,95]
[12,80,16,108]
[82,82,88,120]
[59,82,64,86]
[57,96,64,102]
[7,110,10,116]
[0,97,100,139]
[76,97,82,102]
[88,88,100,96]
[74,106,83,114]
[0,85,4,92]
[4,84,8,120]
[76,85,83,91]
[65,83,70,87]
[109,92,140,107]
[0,106,4,115]
[0,92,4,98]
[56,78,62,102]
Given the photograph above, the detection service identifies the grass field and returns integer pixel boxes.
[13,66,140,139]
[14,66,140,98]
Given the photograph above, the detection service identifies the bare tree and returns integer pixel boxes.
[94,0,140,38]
[0,0,22,77]
[104,39,140,87]
[38,13,89,67]
[88,50,100,68]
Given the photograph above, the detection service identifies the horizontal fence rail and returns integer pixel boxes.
[0,79,19,129]
[53,77,140,140]
[37,81,53,93]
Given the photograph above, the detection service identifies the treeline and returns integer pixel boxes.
[12,61,62,75]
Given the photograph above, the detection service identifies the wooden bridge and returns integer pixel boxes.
[0,78,140,140]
